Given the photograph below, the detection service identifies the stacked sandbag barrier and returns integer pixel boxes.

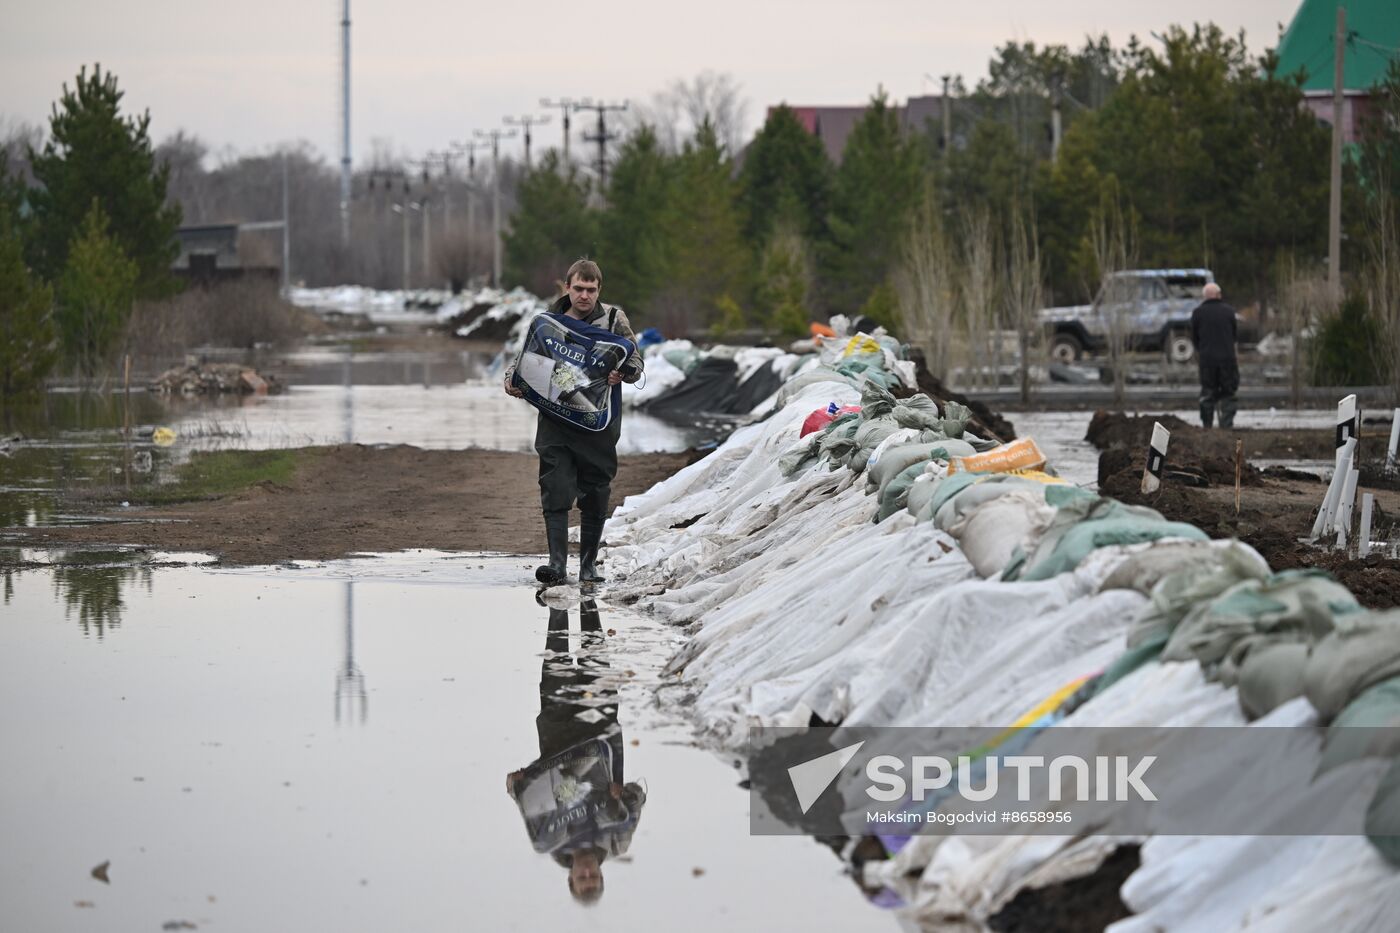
[601,333,1400,931]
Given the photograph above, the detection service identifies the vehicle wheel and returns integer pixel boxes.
[1167,330,1195,364]
[1048,333,1084,365]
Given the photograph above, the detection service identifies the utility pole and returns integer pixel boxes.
[339,0,352,249]
[505,114,551,169]
[576,99,628,191]
[941,75,952,153]
[475,128,516,287]
[451,140,490,285]
[422,200,431,284]
[1050,88,1063,163]
[1328,5,1347,299]
[540,98,578,162]
[416,151,456,234]
[281,153,291,291]
[367,169,408,288]
[391,201,420,291]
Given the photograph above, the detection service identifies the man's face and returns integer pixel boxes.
[568,277,600,314]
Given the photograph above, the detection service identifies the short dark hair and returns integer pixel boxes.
[567,258,602,285]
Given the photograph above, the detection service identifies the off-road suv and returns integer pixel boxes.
[1039,269,1214,365]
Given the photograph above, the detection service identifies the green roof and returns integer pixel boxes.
[1276,0,1400,92]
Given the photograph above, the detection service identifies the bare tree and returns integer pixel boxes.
[1276,257,1328,408]
[959,207,996,391]
[625,71,749,154]
[1086,189,1136,405]
[1,118,44,185]
[896,179,957,380]
[1367,173,1400,406]
[1005,206,1044,403]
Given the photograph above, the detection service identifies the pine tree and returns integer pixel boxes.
[27,65,181,299]
[657,121,750,334]
[824,91,922,315]
[598,126,676,316]
[502,151,598,297]
[56,201,138,378]
[0,215,57,397]
[756,221,813,339]
[737,105,833,249]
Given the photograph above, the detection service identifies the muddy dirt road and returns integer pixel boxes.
[7,445,693,566]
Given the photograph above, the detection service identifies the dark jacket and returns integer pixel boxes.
[1190,298,1238,366]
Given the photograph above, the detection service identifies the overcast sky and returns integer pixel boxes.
[2,0,1296,165]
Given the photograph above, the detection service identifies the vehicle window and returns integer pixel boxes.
[1139,280,1165,301]
[1163,278,1206,299]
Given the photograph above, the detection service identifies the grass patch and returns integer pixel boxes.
[133,448,317,505]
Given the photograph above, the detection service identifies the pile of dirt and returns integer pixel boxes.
[988,845,1140,932]
[907,349,1017,443]
[148,362,284,395]
[1084,409,1372,461]
[1098,447,1400,610]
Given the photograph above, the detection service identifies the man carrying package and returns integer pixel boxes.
[505,259,644,585]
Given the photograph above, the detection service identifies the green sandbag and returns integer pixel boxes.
[1161,571,1357,691]
[1090,631,1170,698]
[857,380,898,418]
[1366,756,1400,867]
[891,394,943,431]
[868,440,976,493]
[876,461,930,523]
[1236,642,1311,719]
[816,413,864,465]
[1015,514,1208,582]
[1304,609,1400,720]
[1320,675,1400,773]
[931,476,1046,531]
[1124,542,1271,652]
[849,418,902,473]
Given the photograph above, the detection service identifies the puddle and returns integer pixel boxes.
[0,553,890,930]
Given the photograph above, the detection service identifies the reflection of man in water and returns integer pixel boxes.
[506,600,646,903]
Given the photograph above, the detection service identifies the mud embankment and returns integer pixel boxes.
[1090,412,1400,608]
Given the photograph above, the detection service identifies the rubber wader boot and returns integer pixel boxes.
[535,511,569,585]
[579,518,605,584]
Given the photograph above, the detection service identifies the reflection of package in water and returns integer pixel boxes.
[513,737,630,854]
[509,313,636,431]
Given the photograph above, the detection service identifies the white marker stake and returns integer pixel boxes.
[1388,409,1400,472]
[1358,493,1374,558]
[1335,467,1359,548]
[1336,394,1359,452]
[1312,437,1355,540]
[1141,422,1170,494]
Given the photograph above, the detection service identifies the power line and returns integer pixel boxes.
[475,128,516,287]
[574,99,629,191]
[504,114,551,169]
[540,98,580,162]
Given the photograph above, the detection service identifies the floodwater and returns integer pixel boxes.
[0,344,729,529]
[0,552,893,931]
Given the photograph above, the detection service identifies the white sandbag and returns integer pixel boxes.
[948,489,1056,578]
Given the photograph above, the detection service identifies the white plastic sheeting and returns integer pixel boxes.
[602,368,1399,928]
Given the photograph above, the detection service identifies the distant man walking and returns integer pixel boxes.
[1191,282,1238,429]
[504,259,643,585]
